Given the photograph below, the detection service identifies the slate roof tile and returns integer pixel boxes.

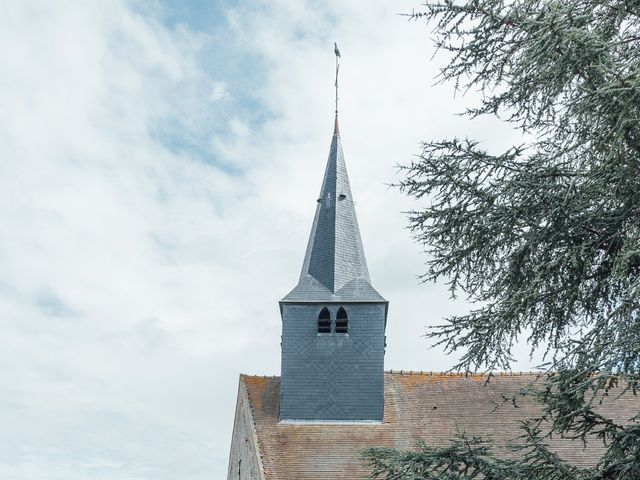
[283,124,384,304]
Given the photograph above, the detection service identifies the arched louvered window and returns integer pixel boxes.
[335,307,348,334]
[317,307,331,333]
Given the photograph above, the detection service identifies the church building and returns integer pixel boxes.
[226,59,639,478]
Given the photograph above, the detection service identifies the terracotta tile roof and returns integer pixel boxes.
[240,372,639,480]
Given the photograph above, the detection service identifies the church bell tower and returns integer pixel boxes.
[279,108,388,422]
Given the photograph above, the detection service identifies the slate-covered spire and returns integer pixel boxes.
[282,116,385,303]
[278,45,387,424]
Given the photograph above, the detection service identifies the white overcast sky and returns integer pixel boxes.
[0,1,533,478]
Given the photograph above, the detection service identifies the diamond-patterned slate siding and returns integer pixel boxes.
[237,372,640,480]
[279,302,386,421]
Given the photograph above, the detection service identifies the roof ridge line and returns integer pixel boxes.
[384,370,541,376]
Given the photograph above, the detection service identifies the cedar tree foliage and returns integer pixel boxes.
[364,1,640,478]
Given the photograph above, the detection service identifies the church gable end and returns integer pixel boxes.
[226,377,266,480]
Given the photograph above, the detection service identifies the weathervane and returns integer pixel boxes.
[334,42,341,116]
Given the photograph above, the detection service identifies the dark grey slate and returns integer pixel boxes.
[283,275,386,303]
[282,130,385,303]
[279,123,388,421]
[279,302,386,421]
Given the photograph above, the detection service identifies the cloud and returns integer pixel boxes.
[209,81,230,102]
[0,1,535,478]
[0,1,234,478]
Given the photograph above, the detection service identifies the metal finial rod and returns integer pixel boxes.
[334,42,341,115]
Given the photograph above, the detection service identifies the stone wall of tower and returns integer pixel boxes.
[279,302,386,421]
[227,380,264,480]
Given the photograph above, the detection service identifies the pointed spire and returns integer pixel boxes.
[303,125,369,292]
[282,119,385,303]
[281,44,385,304]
